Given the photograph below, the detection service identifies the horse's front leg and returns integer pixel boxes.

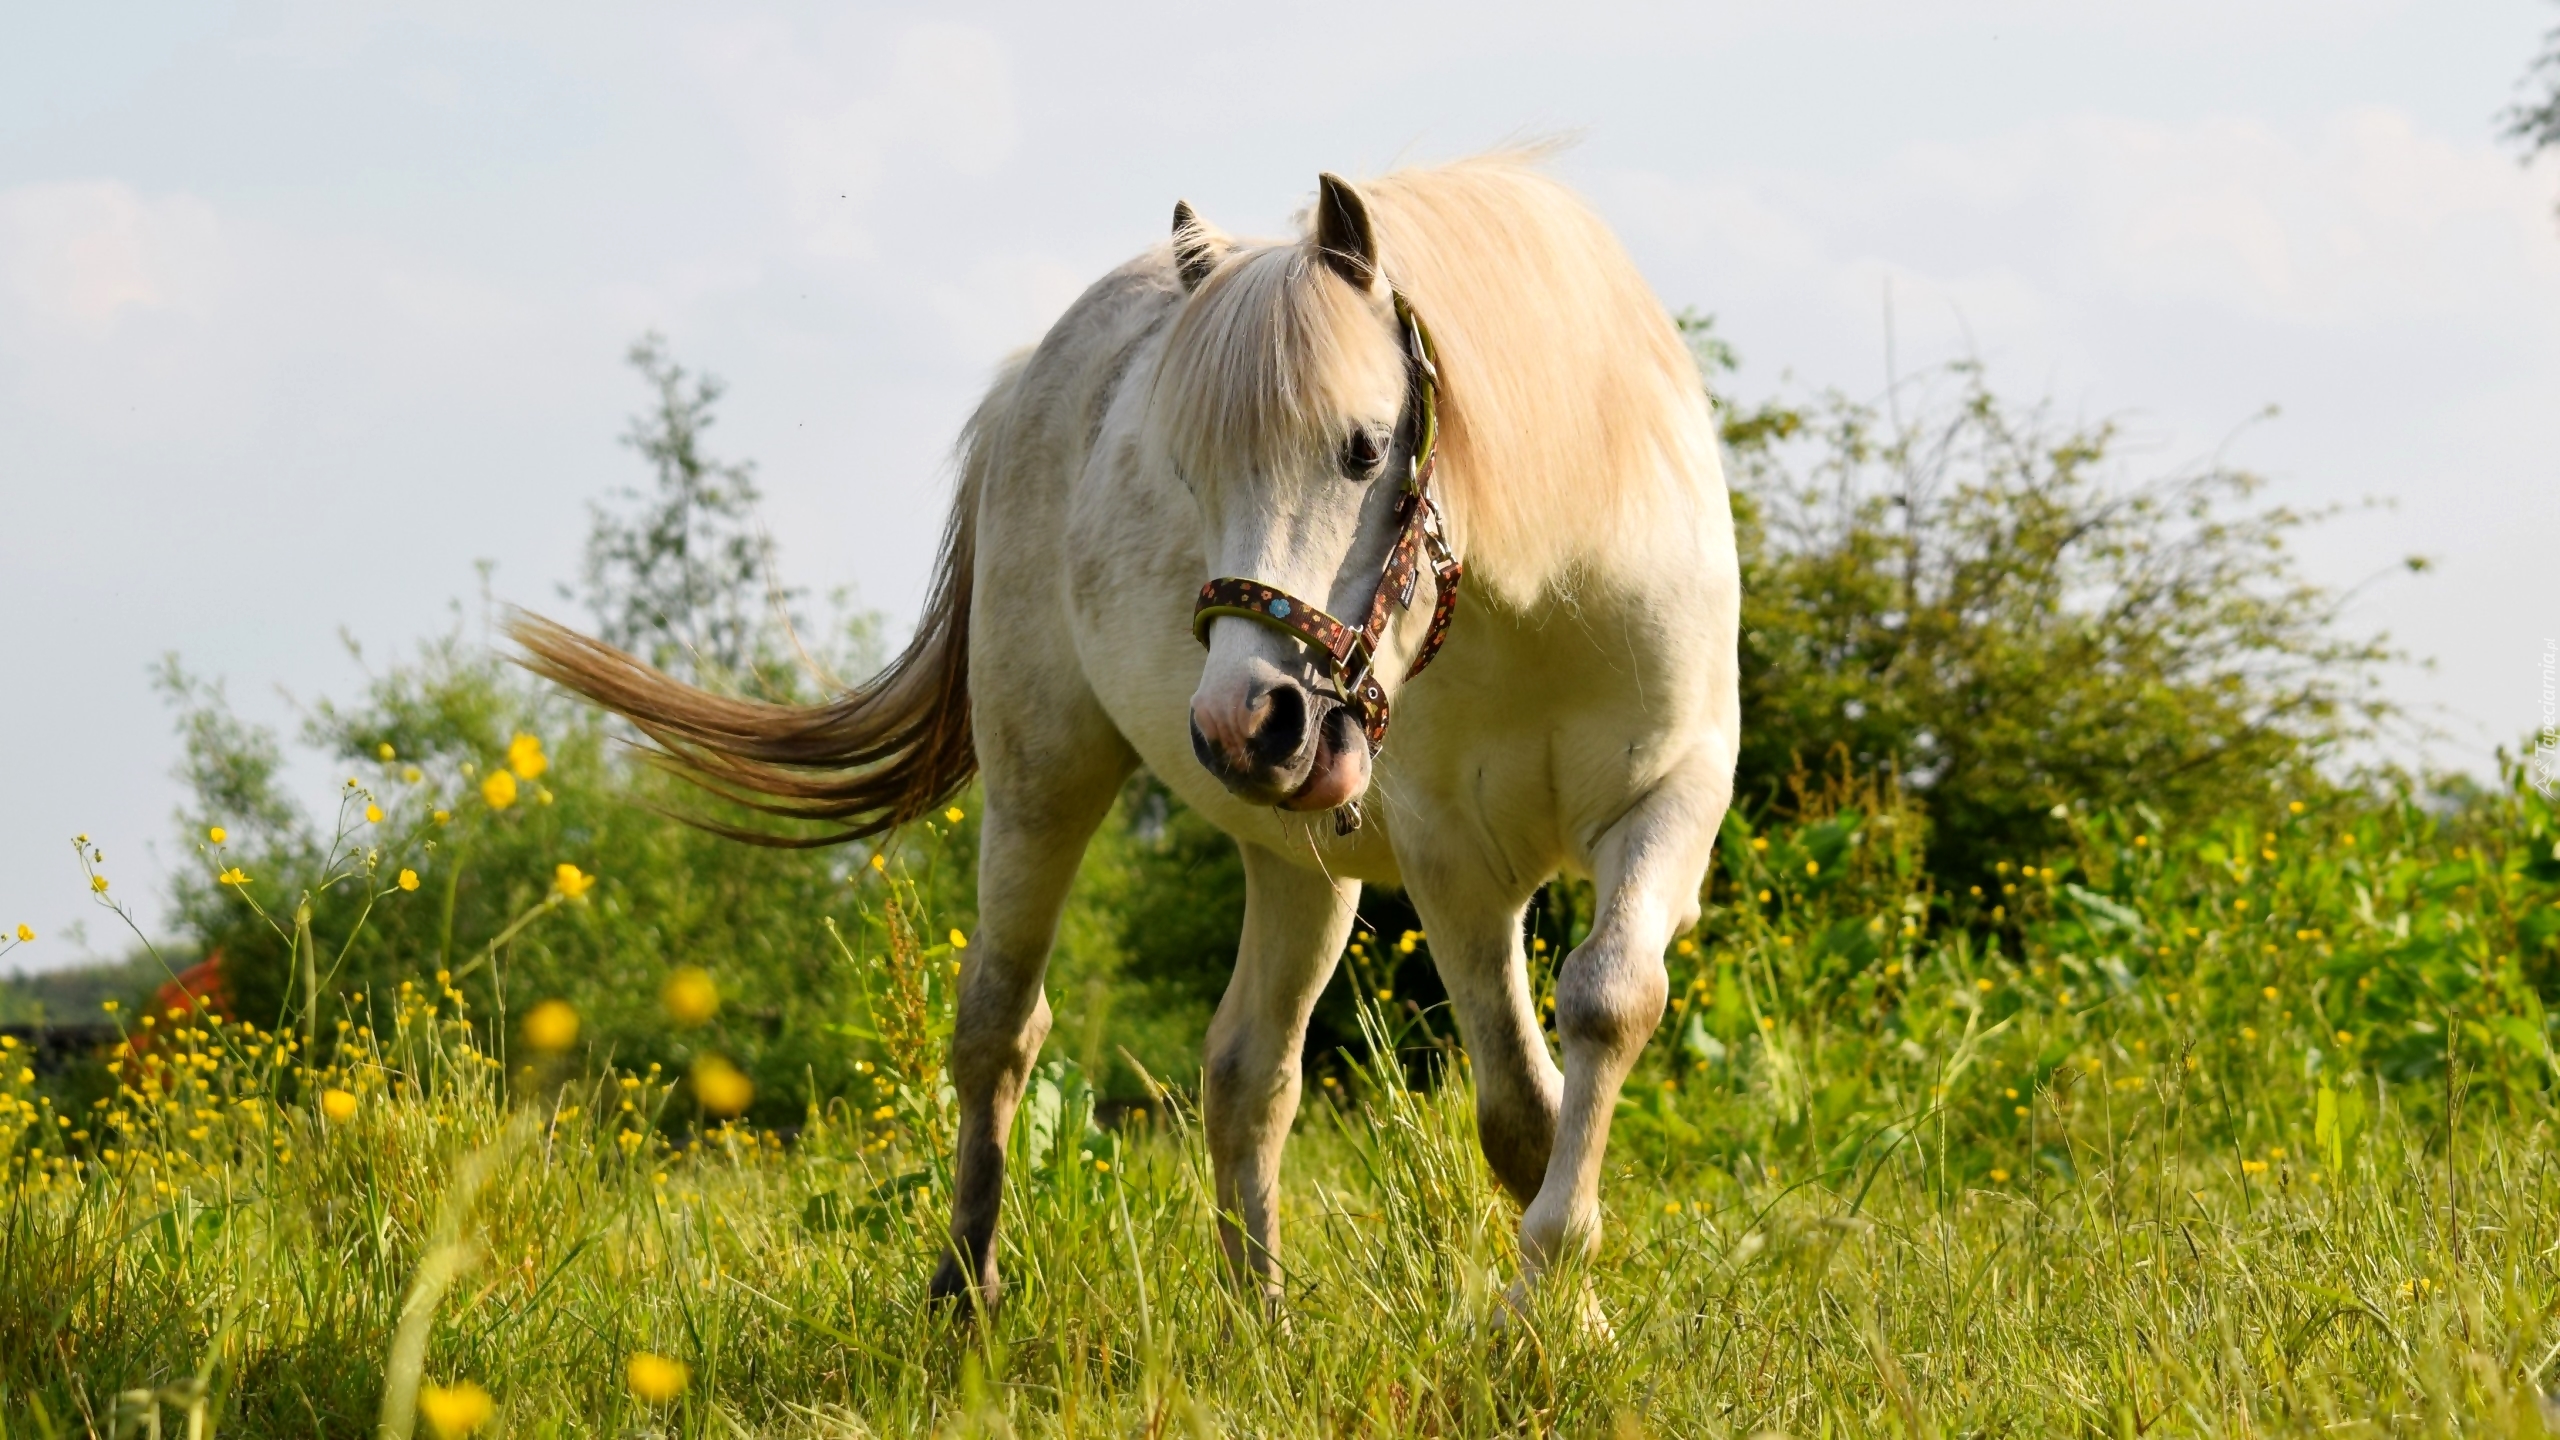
[1202,843,1359,1301]
[1518,765,1728,1287]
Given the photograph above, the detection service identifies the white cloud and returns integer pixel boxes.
[0,180,226,338]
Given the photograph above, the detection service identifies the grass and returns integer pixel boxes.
[7,766,2560,1436]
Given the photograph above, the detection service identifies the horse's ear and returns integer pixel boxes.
[1170,200,1228,293]
[1313,173,1377,291]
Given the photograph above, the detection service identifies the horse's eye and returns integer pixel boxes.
[1340,426,1386,479]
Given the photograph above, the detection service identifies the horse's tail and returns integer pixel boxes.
[508,386,1006,850]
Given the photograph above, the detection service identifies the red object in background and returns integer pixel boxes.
[151,952,232,1021]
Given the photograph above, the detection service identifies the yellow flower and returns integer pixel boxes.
[15,925,32,943]
[868,853,886,872]
[2288,799,2305,814]
[553,863,596,900]
[90,875,109,893]
[626,1351,689,1403]
[417,1380,493,1437]
[402,764,422,784]
[506,732,548,781]
[378,742,397,762]
[944,806,965,823]
[365,803,384,825]
[949,929,969,950]
[691,1055,753,1116]
[521,999,580,1053]
[320,1089,358,1123]
[208,826,227,845]
[432,809,450,825]
[1989,1168,2010,1183]
[398,869,419,892]
[481,771,518,810]
[1805,860,1820,877]
[218,867,249,886]
[1975,977,1994,993]
[662,967,719,1026]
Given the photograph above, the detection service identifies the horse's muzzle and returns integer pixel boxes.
[1189,679,1370,812]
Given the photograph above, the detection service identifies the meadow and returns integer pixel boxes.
[7,744,2560,1437]
[7,331,2557,1435]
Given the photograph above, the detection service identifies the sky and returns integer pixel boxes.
[4,1,2557,970]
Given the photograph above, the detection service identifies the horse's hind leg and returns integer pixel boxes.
[929,710,1133,1312]
[1203,843,1359,1301]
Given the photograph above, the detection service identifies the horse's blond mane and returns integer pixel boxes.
[1152,153,1718,610]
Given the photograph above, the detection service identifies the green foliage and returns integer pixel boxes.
[1690,315,2397,890]
[2505,4,2560,176]
[1609,757,2560,1197]
[160,634,985,1132]
[579,335,791,681]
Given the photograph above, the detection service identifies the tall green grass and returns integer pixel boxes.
[6,760,2559,1436]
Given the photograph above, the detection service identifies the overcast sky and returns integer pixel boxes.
[5,1,2557,970]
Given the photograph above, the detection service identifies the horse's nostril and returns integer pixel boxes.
[1245,682,1309,769]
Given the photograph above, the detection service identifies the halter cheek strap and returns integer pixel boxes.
[1190,291,1464,828]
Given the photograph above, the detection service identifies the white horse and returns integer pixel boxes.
[514,153,1739,1313]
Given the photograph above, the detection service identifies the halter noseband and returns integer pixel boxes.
[1190,290,1463,834]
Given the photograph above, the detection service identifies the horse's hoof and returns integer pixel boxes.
[927,1253,1002,1318]
[1489,1275,1613,1339]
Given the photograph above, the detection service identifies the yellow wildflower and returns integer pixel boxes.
[90,875,109,893]
[320,1089,358,1123]
[218,867,249,886]
[2288,800,2304,814]
[432,809,450,825]
[869,852,886,872]
[662,967,719,1025]
[691,1055,753,1116]
[365,803,383,825]
[481,771,518,810]
[402,764,422,784]
[627,1351,688,1403]
[398,869,419,892]
[417,1380,493,1437]
[521,999,580,1053]
[1989,1168,2010,1183]
[949,929,969,950]
[15,925,32,943]
[378,742,397,762]
[506,732,547,781]
[944,806,965,823]
[1805,860,1820,877]
[208,826,227,845]
[1975,977,1994,992]
[552,863,596,899]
